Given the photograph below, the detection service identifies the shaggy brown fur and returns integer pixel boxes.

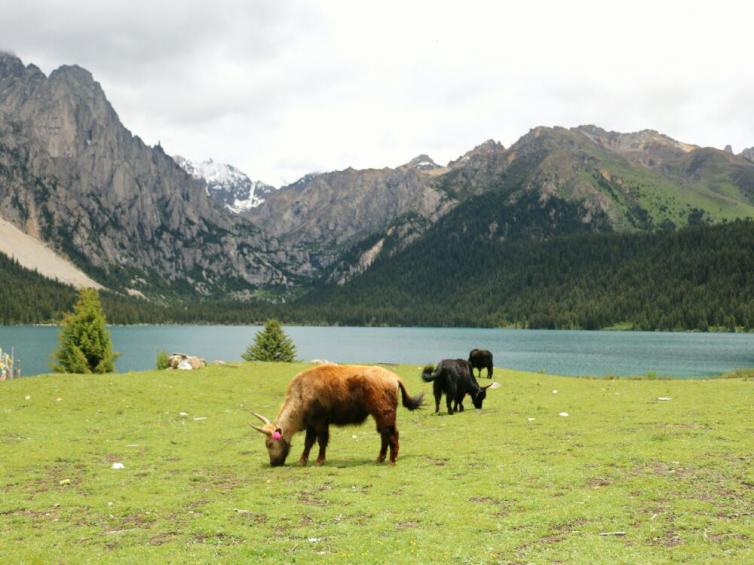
[251,364,424,466]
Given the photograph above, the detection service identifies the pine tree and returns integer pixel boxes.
[242,319,296,362]
[53,288,119,373]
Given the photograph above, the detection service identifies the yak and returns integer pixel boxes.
[421,359,499,415]
[250,364,424,466]
[468,348,494,378]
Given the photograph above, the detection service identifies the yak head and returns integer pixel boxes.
[250,412,291,466]
[472,382,501,409]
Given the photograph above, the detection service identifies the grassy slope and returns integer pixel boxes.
[1,364,752,563]
[511,129,754,230]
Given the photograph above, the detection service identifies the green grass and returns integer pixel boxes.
[1,363,752,563]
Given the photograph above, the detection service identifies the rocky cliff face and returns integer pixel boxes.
[174,156,275,213]
[0,53,305,296]
[244,156,456,270]
[741,147,754,163]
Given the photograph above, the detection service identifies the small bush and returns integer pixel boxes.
[53,288,119,373]
[156,350,170,370]
[242,319,296,362]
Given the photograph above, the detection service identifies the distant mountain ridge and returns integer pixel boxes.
[247,124,754,285]
[174,155,275,213]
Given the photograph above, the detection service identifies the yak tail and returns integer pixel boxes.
[421,364,436,382]
[398,380,424,410]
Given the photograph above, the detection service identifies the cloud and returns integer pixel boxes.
[2,0,754,185]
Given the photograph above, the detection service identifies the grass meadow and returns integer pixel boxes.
[1,362,752,563]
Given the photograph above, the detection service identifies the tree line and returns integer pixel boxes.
[2,220,754,331]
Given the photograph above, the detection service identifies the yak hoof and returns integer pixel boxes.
[298,458,308,466]
[315,459,325,466]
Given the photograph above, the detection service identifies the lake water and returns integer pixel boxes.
[1,325,753,379]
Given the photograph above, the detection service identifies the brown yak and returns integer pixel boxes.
[251,364,424,466]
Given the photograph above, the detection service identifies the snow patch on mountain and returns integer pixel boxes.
[174,155,275,213]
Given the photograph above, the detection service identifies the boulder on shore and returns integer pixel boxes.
[168,353,206,370]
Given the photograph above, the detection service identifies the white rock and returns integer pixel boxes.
[657,397,672,401]
[559,412,569,417]
[552,389,558,394]
[111,462,125,470]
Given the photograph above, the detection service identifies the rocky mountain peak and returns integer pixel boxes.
[50,64,95,83]
[576,125,696,153]
[405,154,440,170]
[574,124,697,168]
[740,147,754,162]
[174,155,276,213]
[0,51,25,77]
[448,138,505,168]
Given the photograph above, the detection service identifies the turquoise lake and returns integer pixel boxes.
[1,325,753,378]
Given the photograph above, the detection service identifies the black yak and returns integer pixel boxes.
[468,348,494,378]
[421,359,499,415]
[250,364,423,466]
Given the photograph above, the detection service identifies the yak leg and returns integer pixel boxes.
[455,395,465,412]
[487,365,493,379]
[376,412,399,464]
[377,429,389,463]
[299,427,317,465]
[315,425,329,465]
[446,382,457,414]
[388,426,400,465]
[433,381,442,413]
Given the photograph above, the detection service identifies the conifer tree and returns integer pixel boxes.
[242,319,296,362]
[53,288,119,373]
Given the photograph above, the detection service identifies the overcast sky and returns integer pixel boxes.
[2,0,753,185]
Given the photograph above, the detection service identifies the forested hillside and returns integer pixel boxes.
[298,220,754,330]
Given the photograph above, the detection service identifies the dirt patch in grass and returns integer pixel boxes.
[552,518,587,533]
[149,531,179,545]
[116,513,155,529]
[423,456,449,466]
[191,532,244,545]
[652,529,683,548]
[235,510,269,525]
[468,496,501,505]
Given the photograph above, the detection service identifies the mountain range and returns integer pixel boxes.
[2,52,754,320]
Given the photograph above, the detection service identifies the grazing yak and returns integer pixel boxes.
[468,348,494,378]
[250,364,424,466]
[421,359,499,415]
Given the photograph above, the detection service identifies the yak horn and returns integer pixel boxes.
[250,423,272,436]
[251,411,271,425]
[483,382,502,390]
